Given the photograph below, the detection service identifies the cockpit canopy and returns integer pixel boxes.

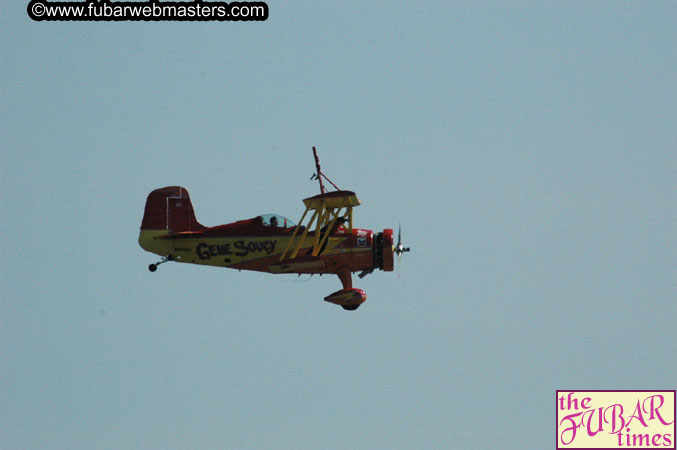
[260,214,296,228]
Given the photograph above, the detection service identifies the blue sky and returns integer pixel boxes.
[2,2,675,449]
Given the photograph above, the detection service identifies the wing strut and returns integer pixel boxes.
[280,148,361,263]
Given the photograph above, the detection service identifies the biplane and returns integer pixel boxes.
[138,148,409,310]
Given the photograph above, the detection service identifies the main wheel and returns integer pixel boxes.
[342,304,360,311]
[148,264,157,272]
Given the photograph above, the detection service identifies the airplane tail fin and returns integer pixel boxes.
[140,186,204,232]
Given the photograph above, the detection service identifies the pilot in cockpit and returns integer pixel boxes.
[269,216,279,227]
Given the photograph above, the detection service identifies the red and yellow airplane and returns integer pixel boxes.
[139,148,409,310]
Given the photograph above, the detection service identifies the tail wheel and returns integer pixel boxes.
[148,254,173,272]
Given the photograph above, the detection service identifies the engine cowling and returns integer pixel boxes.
[373,229,394,272]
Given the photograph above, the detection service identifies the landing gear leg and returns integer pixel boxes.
[148,255,174,272]
[323,267,366,311]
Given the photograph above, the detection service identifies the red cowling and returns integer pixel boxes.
[382,228,394,272]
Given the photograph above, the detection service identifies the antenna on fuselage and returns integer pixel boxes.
[312,146,340,194]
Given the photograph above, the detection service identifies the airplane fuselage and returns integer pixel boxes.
[139,227,375,275]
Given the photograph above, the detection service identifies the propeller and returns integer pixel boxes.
[394,224,410,278]
[394,224,411,256]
